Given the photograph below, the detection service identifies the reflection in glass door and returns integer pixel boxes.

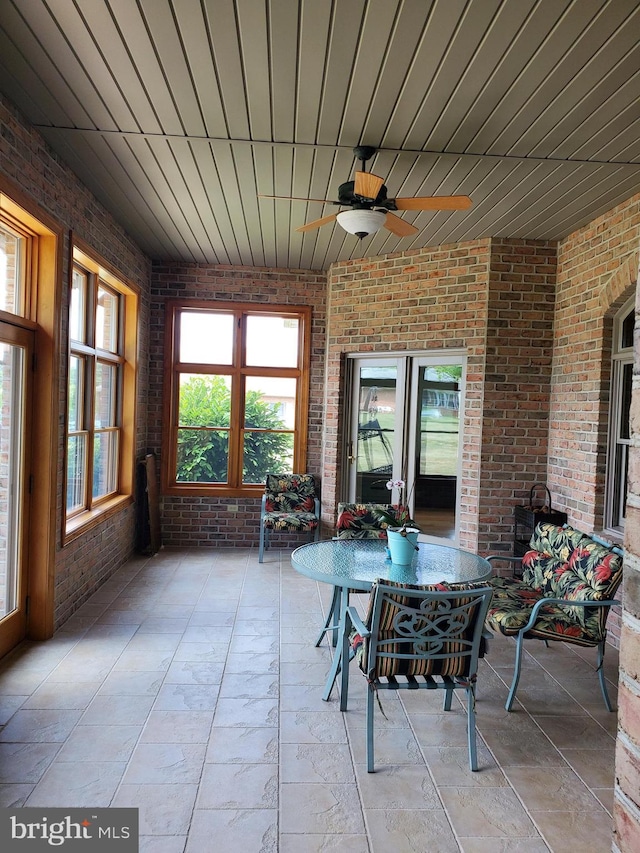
[348,359,405,505]
[0,323,32,657]
[408,359,464,541]
[347,353,465,543]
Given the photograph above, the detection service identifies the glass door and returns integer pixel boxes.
[407,358,464,542]
[346,353,465,543]
[347,358,406,505]
[0,322,32,658]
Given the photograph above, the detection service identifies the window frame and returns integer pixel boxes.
[604,296,634,534]
[162,299,312,497]
[64,242,138,541]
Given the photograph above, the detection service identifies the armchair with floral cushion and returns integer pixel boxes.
[258,473,320,563]
[486,522,623,711]
[334,502,393,539]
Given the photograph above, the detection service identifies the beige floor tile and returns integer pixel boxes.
[0,709,82,742]
[123,743,206,784]
[281,743,355,783]
[229,634,280,654]
[140,710,213,743]
[422,745,508,786]
[280,710,348,744]
[172,641,227,663]
[25,760,126,806]
[279,835,369,852]
[112,783,197,835]
[196,762,278,808]
[349,726,424,767]
[280,782,365,834]
[557,747,616,788]
[139,836,187,852]
[505,765,603,811]
[163,660,224,684]
[98,670,164,696]
[80,694,156,726]
[529,809,613,851]
[218,672,279,698]
[532,714,616,750]
[185,808,277,853]
[55,725,141,763]
[0,742,61,783]
[280,684,346,713]
[22,681,100,710]
[206,726,278,763]
[459,840,550,852]
[224,651,279,674]
[439,787,538,837]
[212,696,278,727]
[0,783,34,807]
[355,763,440,808]
[365,808,459,853]
[153,683,219,711]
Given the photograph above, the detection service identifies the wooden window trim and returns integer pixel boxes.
[162,299,311,497]
[63,241,138,543]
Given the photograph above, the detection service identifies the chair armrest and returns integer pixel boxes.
[260,493,267,512]
[519,596,621,635]
[314,497,320,516]
[345,605,369,638]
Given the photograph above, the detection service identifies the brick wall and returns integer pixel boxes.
[479,240,557,555]
[324,241,491,551]
[323,239,558,555]
[0,94,152,628]
[551,194,640,532]
[149,262,326,547]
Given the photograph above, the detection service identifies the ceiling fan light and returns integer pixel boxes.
[336,209,386,239]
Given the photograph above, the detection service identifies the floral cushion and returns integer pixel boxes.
[262,473,319,532]
[335,503,391,539]
[262,511,318,532]
[350,580,491,679]
[487,523,623,645]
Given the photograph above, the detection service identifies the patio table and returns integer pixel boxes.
[290,538,492,710]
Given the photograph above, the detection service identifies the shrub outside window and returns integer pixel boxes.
[163,301,311,497]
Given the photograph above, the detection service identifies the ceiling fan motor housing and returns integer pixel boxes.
[337,180,391,207]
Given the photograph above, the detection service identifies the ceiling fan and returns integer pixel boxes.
[259,146,472,239]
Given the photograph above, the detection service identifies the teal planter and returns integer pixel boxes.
[386,528,419,565]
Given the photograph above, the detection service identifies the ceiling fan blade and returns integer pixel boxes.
[354,171,385,200]
[258,194,338,204]
[295,213,338,233]
[394,195,473,211]
[383,212,419,237]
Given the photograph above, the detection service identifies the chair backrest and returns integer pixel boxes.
[335,502,392,539]
[264,473,317,513]
[522,522,623,629]
[357,580,493,680]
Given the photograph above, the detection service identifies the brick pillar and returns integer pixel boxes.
[613,268,640,851]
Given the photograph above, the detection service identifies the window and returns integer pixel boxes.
[605,298,634,532]
[65,245,138,538]
[163,301,311,496]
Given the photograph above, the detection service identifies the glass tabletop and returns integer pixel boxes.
[291,539,491,590]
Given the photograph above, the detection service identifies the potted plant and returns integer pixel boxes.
[372,479,421,564]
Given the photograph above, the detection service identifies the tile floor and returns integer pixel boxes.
[0,547,619,852]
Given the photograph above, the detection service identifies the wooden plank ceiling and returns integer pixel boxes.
[0,0,638,271]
